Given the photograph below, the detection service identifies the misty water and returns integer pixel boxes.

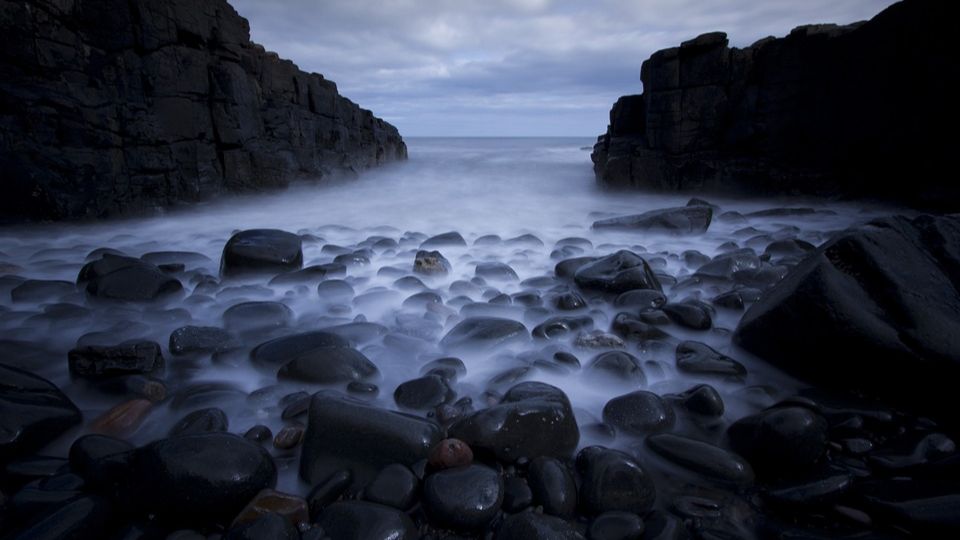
[0,137,901,493]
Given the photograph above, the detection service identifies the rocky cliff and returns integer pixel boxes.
[592,0,956,208]
[0,0,407,222]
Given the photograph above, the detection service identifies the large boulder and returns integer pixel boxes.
[78,255,182,302]
[0,363,82,461]
[574,250,661,294]
[299,392,443,487]
[735,215,960,420]
[128,433,277,526]
[220,229,303,277]
[448,382,579,462]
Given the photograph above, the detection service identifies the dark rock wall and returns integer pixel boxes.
[592,0,957,209]
[0,0,407,222]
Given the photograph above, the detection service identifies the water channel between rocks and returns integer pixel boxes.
[0,137,903,495]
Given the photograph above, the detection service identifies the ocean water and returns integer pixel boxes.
[0,137,901,493]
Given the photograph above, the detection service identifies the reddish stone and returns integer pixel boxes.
[90,399,153,436]
[428,438,474,470]
[233,488,309,527]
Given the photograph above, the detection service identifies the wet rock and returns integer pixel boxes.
[10,279,76,302]
[586,351,647,386]
[502,475,533,512]
[497,512,587,539]
[269,263,346,285]
[233,489,309,528]
[552,290,588,310]
[79,255,183,302]
[364,464,419,510]
[764,239,816,260]
[423,464,503,530]
[169,407,228,437]
[556,256,598,278]
[306,470,352,520]
[220,229,303,278]
[223,301,293,331]
[413,250,451,276]
[276,345,379,385]
[647,434,754,486]
[318,500,417,540]
[428,438,474,470]
[728,407,829,477]
[662,301,713,330]
[533,316,594,340]
[577,447,656,516]
[317,279,356,302]
[169,326,234,356]
[90,399,153,436]
[0,363,81,461]
[614,289,667,310]
[476,262,519,280]
[668,384,725,417]
[764,473,852,506]
[244,425,273,443]
[575,331,626,349]
[249,332,351,370]
[602,391,675,435]
[421,357,467,382]
[588,511,646,540]
[611,312,670,342]
[528,456,578,517]
[711,290,745,310]
[574,251,662,294]
[868,431,956,471]
[675,341,746,379]
[129,433,277,526]
[441,317,529,351]
[300,392,443,487]
[696,249,761,280]
[421,232,467,248]
[273,425,305,450]
[4,455,69,487]
[68,435,134,478]
[593,206,712,235]
[6,495,113,540]
[854,478,960,535]
[394,375,453,410]
[735,215,960,421]
[334,251,371,266]
[68,341,164,379]
[225,512,299,540]
[449,382,579,462]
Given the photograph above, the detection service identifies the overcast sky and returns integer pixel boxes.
[229,0,897,137]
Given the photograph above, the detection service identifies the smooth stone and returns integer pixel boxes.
[0,364,81,461]
[269,263,346,285]
[528,456,578,517]
[306,470,352,520]
[646,434,754,486]
[428,438,474,470]
[440,317,529,351]
[225,512,299,540]
[413,250,451,276]
[276,345,379,385]
[223,301,293,331]
[232,488,309,528]
[765,473,853,506]
[273,425,305,450]
[497,512,586,539]
[577,447,656,516]
[129,433,277,526]
[592,206,712,235]
[588,511,646,540]
[244,425,273,443]
[611,312,670,342]
[318,501,417,540]
[602,391,675,435]
[364,464,419,510]
[476,261,519,281]
[421,231,467,248]
[169,326,234,356]
[6,496,113,540]
[10,279,76,302]
[394,375,453,410]
[250,331,351,368]
[68,341,164,379]
[79,256,183,302]
[533,316,594,340]
[220,229,303,277]
[299,392,443,488]
[675,341,746,379]
[728,406,829,477]
[555,256,597,278]
[662,301,713,330]
[317,279,355,301]
[614,289,667,310]
[586,351,647,386]
[696,249,761,279]
[420,357,467,382]
[448,382,579,462]
[574,251,661,294]
[89,399,153,436]
[668,384,725,417]
[68,435,134,478]
[423,464,503,530]
[169,407,228,437]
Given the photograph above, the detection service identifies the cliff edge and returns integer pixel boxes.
[592,0,957,209]
[0,0,407,222]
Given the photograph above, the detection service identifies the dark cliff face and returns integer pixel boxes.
[592,0,957,209]
[0,0,407,222]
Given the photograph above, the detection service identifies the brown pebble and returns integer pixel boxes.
[233,488,309,528]
[428,438,473,470]
[90,399,153,436]
[273,425,304,450]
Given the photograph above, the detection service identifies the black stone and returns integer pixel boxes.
[221,230,303,277]
[225,512,299,540]
[169,326,234,356]
[79,255,183,302]
[593,206,712,235]
[497,512,586,539]
[602,391,675,435]
[168,407,229,437]
[528,457,577,517]
[0,364,81,461]
[586,351,647,386]
[588,511,646,540]
[318,500,417,540]
[577,447,656,516]
[646,434,754,486]
[423,464,503,530]
[441,317,529,351]
[675,341,746,379]
[727,406,829,477]
[68,341,164,379]
[394,375,453,410]
[614,289,667,310]
[574,251,662,294]
[363,464,419,510]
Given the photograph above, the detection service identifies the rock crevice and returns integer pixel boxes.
[0,0,407,222]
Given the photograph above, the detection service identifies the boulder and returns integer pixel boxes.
[574,251,661,294]
[79,255,182,302]
[0,364,82,461]
[577,447,656,516]
[440,317,529,351]
[423,465,503,530]
[592,206,712,234]
[317,501,417,540]
[220,230,303,277]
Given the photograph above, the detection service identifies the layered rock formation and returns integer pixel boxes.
[593,0,956,208]
[0,0,406,222]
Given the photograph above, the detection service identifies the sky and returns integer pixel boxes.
[229,0,898,137]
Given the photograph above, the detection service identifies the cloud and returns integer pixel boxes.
[228,0,898,136]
